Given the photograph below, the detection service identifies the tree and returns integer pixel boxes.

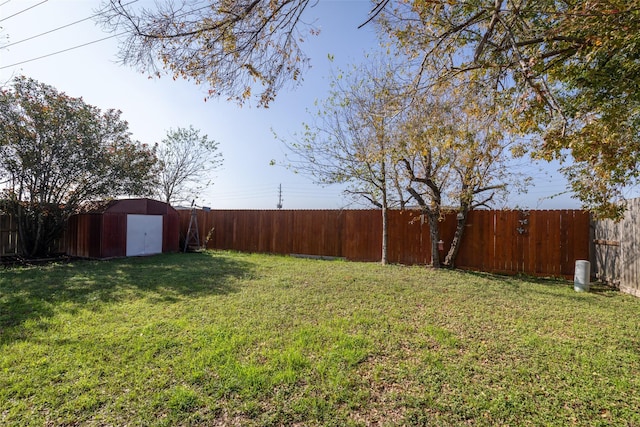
[98,0,316,107]
[283,55,520,268]
[154,126,223,205]
[379,0,640,218]
[398,78,521,268]
[281,58,409,264]
[100,0,639,216]
[0,76,157,257]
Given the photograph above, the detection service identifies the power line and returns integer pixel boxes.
[0,0,47,23]
[1,0,139,50]
[0,0,213,71]
[0,1,12,8]
[209,185,342,197]
[0,32,124,70]
[2,15,95,50]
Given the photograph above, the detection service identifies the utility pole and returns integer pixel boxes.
[277,184,283,209]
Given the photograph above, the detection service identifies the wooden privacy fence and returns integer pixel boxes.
[0,213,19,256]
[0,213,66,257]
[178,209,590,278]
[593,197,640,297]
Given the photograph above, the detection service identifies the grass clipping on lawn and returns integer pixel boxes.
[1,251,639,426]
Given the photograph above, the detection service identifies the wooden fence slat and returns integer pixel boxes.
[457,211,476,269]
[561,211,574,276]
[541,211,556,275]
[480,211,493,272]
[493,211,507,274]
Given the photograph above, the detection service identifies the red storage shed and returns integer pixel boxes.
[66,198,180,258]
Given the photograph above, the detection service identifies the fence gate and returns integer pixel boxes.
[592,198,640,297]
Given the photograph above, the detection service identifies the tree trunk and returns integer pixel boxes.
[426,211,441,268]
[404,182,443,268]
[380,153,388,265]
[381,202,388,265]
[443,208,469,268]
[18,205,43,258]
[15,202,65,258]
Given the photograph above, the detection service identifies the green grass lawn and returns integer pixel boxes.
[1,251,639,426]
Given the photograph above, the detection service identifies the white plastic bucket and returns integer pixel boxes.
[574,260,590,292]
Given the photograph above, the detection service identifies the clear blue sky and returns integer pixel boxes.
[0,0,582,210]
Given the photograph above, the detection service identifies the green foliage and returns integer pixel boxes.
[1,251,639,425]
[281,56,408,209]
[99,0,315,107]
[154,125,223,205]
[0,76,157,257]
[382,0,640,219]
[399,77,522,267]
[99,0,640,216]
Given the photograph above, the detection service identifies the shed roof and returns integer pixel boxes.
[77,198,177,215]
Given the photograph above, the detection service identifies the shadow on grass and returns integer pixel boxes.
[456,268,621,300]
[0,251,253,342]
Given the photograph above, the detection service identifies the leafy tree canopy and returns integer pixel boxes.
[154,125,223,205]
[380,0,640,218]
[0,76,157,257]
[99,0,316,107]
[281,57,407,207]
[100,0,640,217]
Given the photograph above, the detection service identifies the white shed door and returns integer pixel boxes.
[126,214,163,256]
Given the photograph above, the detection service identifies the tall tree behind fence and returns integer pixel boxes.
[178,209,590,278]
[0,213,66,258]
[593,197,640,297]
